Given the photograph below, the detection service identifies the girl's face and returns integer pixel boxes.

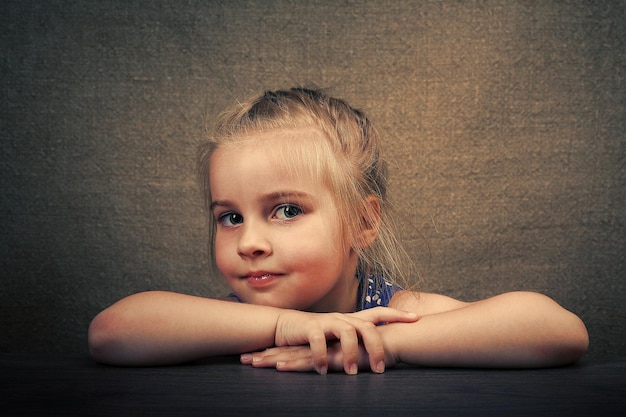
[209,127,359,313]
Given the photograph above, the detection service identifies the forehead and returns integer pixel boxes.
[209,126,334,195]
[212,126,332,173]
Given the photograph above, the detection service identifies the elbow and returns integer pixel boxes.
[88,310,116,364]
[539,312,589,367]
[560,315,589,363]
[88,308,131,366]
[523,292,589,367]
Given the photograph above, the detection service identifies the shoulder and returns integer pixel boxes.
[388,290,469,315]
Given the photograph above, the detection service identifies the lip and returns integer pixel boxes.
[243,272,282,288]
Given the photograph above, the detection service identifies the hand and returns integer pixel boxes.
[241,307,418,375]
[240,341,366,374]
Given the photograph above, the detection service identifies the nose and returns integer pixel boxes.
[237,220,272,258]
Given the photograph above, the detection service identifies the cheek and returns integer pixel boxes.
[281,227,348,268]
[214,234,233,272]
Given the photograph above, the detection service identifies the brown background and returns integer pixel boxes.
[1,0,624,360]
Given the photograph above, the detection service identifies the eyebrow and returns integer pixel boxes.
[209,191,313,212]
[209,200,231,211]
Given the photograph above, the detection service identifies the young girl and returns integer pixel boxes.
[88,87,588,375]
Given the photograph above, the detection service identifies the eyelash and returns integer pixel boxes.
[274,204,303,221]
[217,212,243,228]
[215,204,303,227]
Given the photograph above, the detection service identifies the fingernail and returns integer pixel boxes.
[349,363,358,375]
[318,365,328,375]
[407,312,419,318]
[240,354,252,362]
[376,361,385,373]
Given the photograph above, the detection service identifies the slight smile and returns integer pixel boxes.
[243,272,283,287]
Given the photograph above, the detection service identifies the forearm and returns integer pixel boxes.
[381,292,589,368]
[88,291,281,366]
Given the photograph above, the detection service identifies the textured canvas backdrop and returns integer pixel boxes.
[1,0,624,360]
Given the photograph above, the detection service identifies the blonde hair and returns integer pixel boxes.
[198,87,413,290]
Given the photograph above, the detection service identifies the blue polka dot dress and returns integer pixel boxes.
[356,273,403,311]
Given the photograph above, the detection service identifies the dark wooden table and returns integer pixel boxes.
[1,353,625,416]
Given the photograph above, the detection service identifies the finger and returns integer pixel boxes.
[329,316,386,373]
[351,307,419,325]
[307,327,329,375]
[240,353,254,365]
[240,347,285,365]
[352,320,386,373]
[336,326,360,375]
[275,356,316,373]
[243,346,310,368]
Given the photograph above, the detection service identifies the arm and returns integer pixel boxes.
[88,291,280,366]
[382,290,589,368]
[248,291,588,371]
[88,291,418,371]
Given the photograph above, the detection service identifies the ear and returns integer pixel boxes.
[355,195,381,250]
